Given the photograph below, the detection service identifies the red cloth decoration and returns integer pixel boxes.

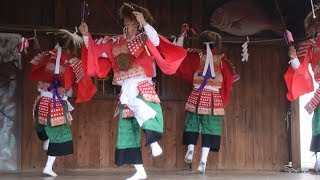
[82,34,187,78]
[30,49,97,103]
[284,42,314,101]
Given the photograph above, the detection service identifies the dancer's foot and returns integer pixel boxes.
[197,161,206,174]
[43,166,57,177]
[150,142,162,157]
[184,148,194,164]
[314,159,320,173]
[126,171,147,180]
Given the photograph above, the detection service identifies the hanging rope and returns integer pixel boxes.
[0,25,310,45]
[0,26,117,38]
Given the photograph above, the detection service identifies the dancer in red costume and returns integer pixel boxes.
[285,6,320,173]
[175,30,239,174]
[30,37,96,177]
[79,3,186,180]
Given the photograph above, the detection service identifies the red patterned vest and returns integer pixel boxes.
[185,54,225,115]
[111,34,147,85]
[31,51,85,126]
[111,34,160,118]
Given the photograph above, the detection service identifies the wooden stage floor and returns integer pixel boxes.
[0,170,318,180]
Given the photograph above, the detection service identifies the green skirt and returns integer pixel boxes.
[34,99,73,156]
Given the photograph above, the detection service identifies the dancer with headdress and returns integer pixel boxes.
[285,4,320,173]
[30,32,97,177]
[79,3,186,179]
[175,30,239,174]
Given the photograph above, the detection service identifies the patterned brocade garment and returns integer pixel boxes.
[111,35,147,85]
[111,34,160,118]
[185,54,225,115]
[31,50,88,127]
[33,81,68,127]
[37,81,65,96]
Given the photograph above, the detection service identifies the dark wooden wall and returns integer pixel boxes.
[1,0,292,171]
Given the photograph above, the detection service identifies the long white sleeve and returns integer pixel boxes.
[289,57,300,70]
[83,36,89,48]
[143,24,160,46]
[82,36,108,58]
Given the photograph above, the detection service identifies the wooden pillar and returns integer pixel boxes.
[290,100,301,169]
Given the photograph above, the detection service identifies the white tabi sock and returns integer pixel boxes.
[43,155,57,177]
[43,139,50,150]
[126,164,147,180]
[150,141,163,157]
[197,147,210,174]
[315,158,320,172]
[184,144,194,163]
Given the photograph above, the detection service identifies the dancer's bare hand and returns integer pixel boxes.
[79,22,89,36]
[288,46,297,60]
[133,11,147,26]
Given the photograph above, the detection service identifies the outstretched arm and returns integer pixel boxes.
[79,22,109,58]
[284,45,314,101]
[288,46,300,69]
[79,22,112,78]
[133,11,159,46]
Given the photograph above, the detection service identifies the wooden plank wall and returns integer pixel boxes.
[0,0,291,171]
[20,44,290,171]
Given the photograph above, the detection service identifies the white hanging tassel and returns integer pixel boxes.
[172,33,186,47]
[202,42,215,78]
[176,32,186,47]
[241,36,249,62]
[54,43,62,74]
[171,35,177,45]
[311,0,316,19]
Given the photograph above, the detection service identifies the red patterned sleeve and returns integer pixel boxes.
[220,58,234,105]
[82,35,113,78]
[29,51,53,82]
[67,58,97,103]
[284,42,314,101]
[145,35,187,75]
[174,49,201,84]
